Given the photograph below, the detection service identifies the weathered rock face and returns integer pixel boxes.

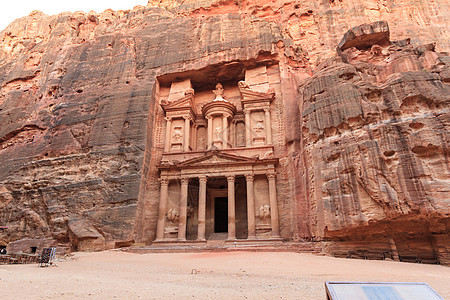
[0,0,448,262]
[297,22,449,264]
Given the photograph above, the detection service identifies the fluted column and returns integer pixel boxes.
[164,117,172,152]
[244,109,251,147]
[227,175,236,240]
[156,177,169,240]
[222,115,228,149]
[197,176,207,241]
[207,116,213,149]
[267,173,280,238]
[264,108,272,145]
[184,116,190,152]
[178,178,189,241]
[245,174,256,239]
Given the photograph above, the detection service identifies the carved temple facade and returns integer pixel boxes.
[153,65,285,243]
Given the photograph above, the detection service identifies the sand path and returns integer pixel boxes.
[1,251,449,299]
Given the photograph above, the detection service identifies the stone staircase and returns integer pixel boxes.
[126,240,323,254]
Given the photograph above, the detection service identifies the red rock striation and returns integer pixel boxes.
[0,0,448,263]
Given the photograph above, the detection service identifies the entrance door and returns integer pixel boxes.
[214,197,228,233]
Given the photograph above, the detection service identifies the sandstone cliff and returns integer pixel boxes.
[0,0,448,262]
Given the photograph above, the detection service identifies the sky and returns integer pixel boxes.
[0,0,148,31]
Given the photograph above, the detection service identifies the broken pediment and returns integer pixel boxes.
[238,81,275,104]
[161,93,195,112]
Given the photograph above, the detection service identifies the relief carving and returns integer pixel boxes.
[166,208,179,223]
[253,120,265,137]
[236,122,246,147]
[213,83,224,99]
[197,135,206,150]
[172,126,183,143]
[253,119,266,146]
[187,205,194,216]
[256,205,271,219]
[214,126,222,140]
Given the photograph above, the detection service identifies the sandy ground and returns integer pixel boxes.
[1,251,449,299]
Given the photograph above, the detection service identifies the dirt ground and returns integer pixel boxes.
[1,251,449,299]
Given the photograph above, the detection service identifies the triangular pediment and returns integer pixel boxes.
[176,151,257,167]
[161,94,194,111]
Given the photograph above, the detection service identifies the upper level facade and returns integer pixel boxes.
[156,65,282,165]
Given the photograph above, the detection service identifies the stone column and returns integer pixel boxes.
[222,115,228,149]
[244,109,251,147]
[230,121,235,148]
[192,124,198,151]
[227,175,236,240]
[264,108,272,145]
[197,176,207,241]
[156,177,169,241]
[245,174,256,239]
[184,116,190,152]
[178,177,189,241]
[207,116,213,149]
[164,117,172,152]
[267,173,280,238]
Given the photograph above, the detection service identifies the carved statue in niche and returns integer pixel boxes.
[236,122,245,147]
[253,120,265,137]
[237,132,245,146]
[186,205,194,216]
[213,83,224,100]
[197,136,206,150]
[172,126,183,143]
[214,126,222,140]
[256,205,271,220]
[166,208,179,223]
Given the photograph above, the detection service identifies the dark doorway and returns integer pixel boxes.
[214,197,228,233]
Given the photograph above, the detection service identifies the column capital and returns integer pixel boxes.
[164,116,172,121]
[180,177,189,185]
[159,177,169,185]
[243,108,252,114]
[266,173,276,181]
[183,115,192,121]
[245,173,254,182]
[205,115,212,120]
[263,107,270,113]
[226,175,235,183]
[198,176,208,183]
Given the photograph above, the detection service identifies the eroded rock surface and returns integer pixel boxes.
[0,0,448,263]
[297,22,449,264]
